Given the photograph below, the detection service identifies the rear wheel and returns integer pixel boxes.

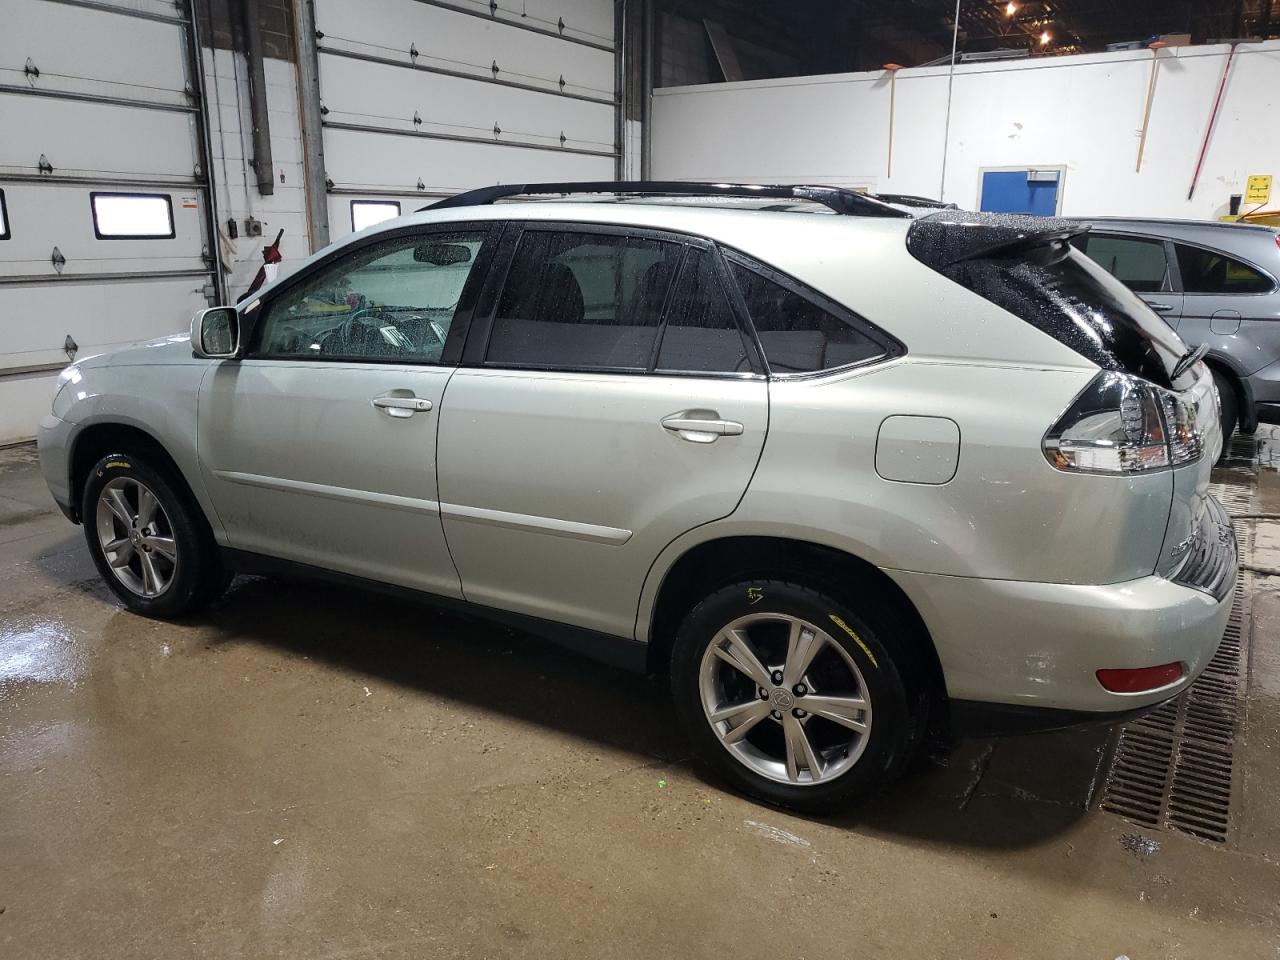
[671,579,921,813]
[82,453,227,618]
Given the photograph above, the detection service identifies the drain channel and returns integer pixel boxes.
[1097,572,1248,844]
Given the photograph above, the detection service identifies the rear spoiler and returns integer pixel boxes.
[906,209,1089,269]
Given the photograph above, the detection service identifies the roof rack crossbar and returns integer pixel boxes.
[417,181,911,218]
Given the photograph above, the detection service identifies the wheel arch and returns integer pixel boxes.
[1202,352,1256,433]
[69,421,207,527]
[643,534,946,704]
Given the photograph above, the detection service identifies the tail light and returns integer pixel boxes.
[1043,372,1204,474]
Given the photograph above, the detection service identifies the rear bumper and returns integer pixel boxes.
[888,529,1236,715]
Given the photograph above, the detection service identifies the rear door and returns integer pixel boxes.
[1172,240,1279,377]
[198,224,495,597]
[435,224,768,639]
[1073,232,1182,327]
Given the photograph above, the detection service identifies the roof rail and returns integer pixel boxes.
[418,181,911,218]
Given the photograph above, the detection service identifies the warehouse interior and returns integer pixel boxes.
[2,0,1280,956]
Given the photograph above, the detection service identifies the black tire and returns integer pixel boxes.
[81,452,227,618]
[671,579,922,814]
[1212,368,1238,452]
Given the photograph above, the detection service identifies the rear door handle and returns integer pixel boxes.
[661,413,744,443]
[372,394,432,418]
[1147,302,1174,312]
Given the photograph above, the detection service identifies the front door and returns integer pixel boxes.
[198,225,493,596]
[436,228,768,638]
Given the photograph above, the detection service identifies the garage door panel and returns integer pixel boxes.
[318,54,615,151]
[315,1,615,100]
[324,126,613,197]
[1,0,190,105]
[0,183,207,278]
[0,95,199,179]
[510,0,614,45]
[0,277,207,372]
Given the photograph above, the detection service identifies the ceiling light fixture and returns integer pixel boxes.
[1040,30,1051,45]
[1005,2,1017,15]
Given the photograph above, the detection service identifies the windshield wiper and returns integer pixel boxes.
[1170,343,1210,382]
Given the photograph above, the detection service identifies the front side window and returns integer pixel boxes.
[0,189,9,240]
[728,261,886,374]
[250,229,486,362]
[1175,243,1273,294]
[486,229,682,370]
[91,192,174,239]
[1073,234,1170,293]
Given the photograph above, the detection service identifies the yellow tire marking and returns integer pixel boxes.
[828,614,879,669]
[104,460,131,470]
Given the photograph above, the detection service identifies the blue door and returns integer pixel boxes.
[979,170,1060,216]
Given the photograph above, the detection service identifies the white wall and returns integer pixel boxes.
[651,41,1280,219]
[203,49,311,299]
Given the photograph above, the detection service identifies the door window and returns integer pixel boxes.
[1073,235,1170,293]
[654,248,754,374]
[728,261,887,374]
[1174,243,1273,295]
[250,230,486,362]
[486,229,683,371]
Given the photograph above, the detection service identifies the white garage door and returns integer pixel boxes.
[314,0,619,240]
[0,0,217,443]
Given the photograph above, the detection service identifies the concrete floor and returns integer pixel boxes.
[2,439,1279,959]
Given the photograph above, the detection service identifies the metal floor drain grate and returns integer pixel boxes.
[1097,573,1248,843]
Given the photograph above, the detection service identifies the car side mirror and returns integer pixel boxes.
[191,306,240,358]
[414,242,471,265]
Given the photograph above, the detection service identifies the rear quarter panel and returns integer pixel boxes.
[637,357,1175,642]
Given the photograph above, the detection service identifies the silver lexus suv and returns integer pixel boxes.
[37,183,1236,812]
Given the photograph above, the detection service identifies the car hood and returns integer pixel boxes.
[77,333,201,369]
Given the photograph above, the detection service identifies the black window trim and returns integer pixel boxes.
[1075,231,1177,295]
[350,199,402,233]
[719,246,907,380]
[462,219,767,380]
[239,220,500,366]
[1170,237,1278,297]
[0,188,9,241]
[89,191,176,240]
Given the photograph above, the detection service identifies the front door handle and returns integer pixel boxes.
[372,394,432,418]
[661,412,744,444]
[1147,302,1174,312]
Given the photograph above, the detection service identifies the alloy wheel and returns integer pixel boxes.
[698,612,873,785]
[95,476,178,598]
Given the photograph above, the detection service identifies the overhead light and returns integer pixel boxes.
[1040,30,1051,45]
[1005,2,1017,15]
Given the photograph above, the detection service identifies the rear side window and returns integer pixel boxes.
[728,261,887,374]
[654,248,753,374]
[487,230,682,370]
[1073,234,1170,293]
[1175,243,1273,294]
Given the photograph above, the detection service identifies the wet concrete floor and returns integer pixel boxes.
[2,438,1279,958]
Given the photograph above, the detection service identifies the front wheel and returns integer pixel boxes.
[670,580,920,813]
[82,453,227,618]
